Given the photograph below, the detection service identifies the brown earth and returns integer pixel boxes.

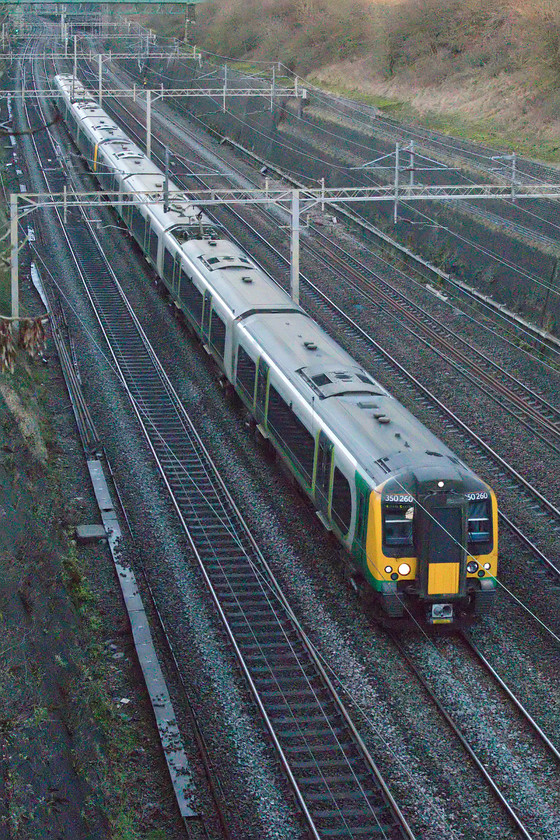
[0,351,182,840]
[141,0,560,161]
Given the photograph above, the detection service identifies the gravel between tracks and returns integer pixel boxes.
[23,49,560,839]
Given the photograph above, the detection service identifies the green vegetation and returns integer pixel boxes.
[139,0,560,164]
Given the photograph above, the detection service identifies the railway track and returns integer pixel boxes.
[24,49,419,840]
[460,632,560,765]
[17,35,560,837]
[296,230,560,452]
[304,91,560,248]
[85,56,560,361]
[77,62,560,599]
[389,631,560,840]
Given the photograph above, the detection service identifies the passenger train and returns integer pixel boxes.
[53,73,498,626]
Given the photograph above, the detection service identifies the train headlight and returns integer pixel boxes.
[384,565,392,574]
[483,563,491,570]
[398,563,411,576]
[466,561,479,574]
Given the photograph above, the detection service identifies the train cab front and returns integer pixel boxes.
[372,472,498,627]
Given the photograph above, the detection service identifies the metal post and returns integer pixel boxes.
[270,64,275,112]
[511,152,516,202]
[264,177,269,199]
[64,24,68,57]
[223,64,227,112]
[295,75,298,98]
[541,258,558,328]
[10,194,19,320]
[290,189,300,305]
[320,177,325,212]
[63,184,67,226]
[98,53,102,106]
[133,83,136,102]
[409,141,415,188]
[163,146,169,213]
[393,142,400,224]
[146,88,151,160]
[73,34,77,81]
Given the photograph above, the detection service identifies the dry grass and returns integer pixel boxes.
[0,381,48,465]
[173,0,560,160]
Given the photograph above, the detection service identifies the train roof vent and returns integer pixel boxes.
[299,366,386,399]
[242,276,253,283]
[304,341,318,351]
[357,400,379,409]
[198,253,252,270]
[376,415,390,424]
[426,450,443,457]
[375,457,391,474]
[312,373,330,385]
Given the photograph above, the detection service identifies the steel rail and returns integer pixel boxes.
[460,632,560,763]
[18,41,202,831]
[32,55,419,840]
[95,64,560,434]
[67,186,416,840]
[298,233,560,450]
[96,73,560,583]
[389,634,537,840]
[30,45,232,840]
[95,57,560,359]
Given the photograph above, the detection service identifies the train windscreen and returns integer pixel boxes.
[428,507,463,564]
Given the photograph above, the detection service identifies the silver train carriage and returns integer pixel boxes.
[53,74,498,625]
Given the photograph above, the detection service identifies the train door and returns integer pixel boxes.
[255,358,269,425]
[202,291,212,341]
[315,432,333,520]
[417,493,467,600]
[353,478,370,568]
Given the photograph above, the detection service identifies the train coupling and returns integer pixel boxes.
[428,603,454,624]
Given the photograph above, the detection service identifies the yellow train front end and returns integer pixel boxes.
[361,475,498,626]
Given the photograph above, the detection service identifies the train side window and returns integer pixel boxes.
[267,385,314,482]
[124,199,132,226]
[383,504,414,548]
[163,248,174,284]
[332,467,352,534]
[179,270,203,323]
[356,489,368,548]
[131,207,145,244]
[149,227,159,264]
[468,499,491,545]
[236,345,256,404]
[210,312,226,359]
